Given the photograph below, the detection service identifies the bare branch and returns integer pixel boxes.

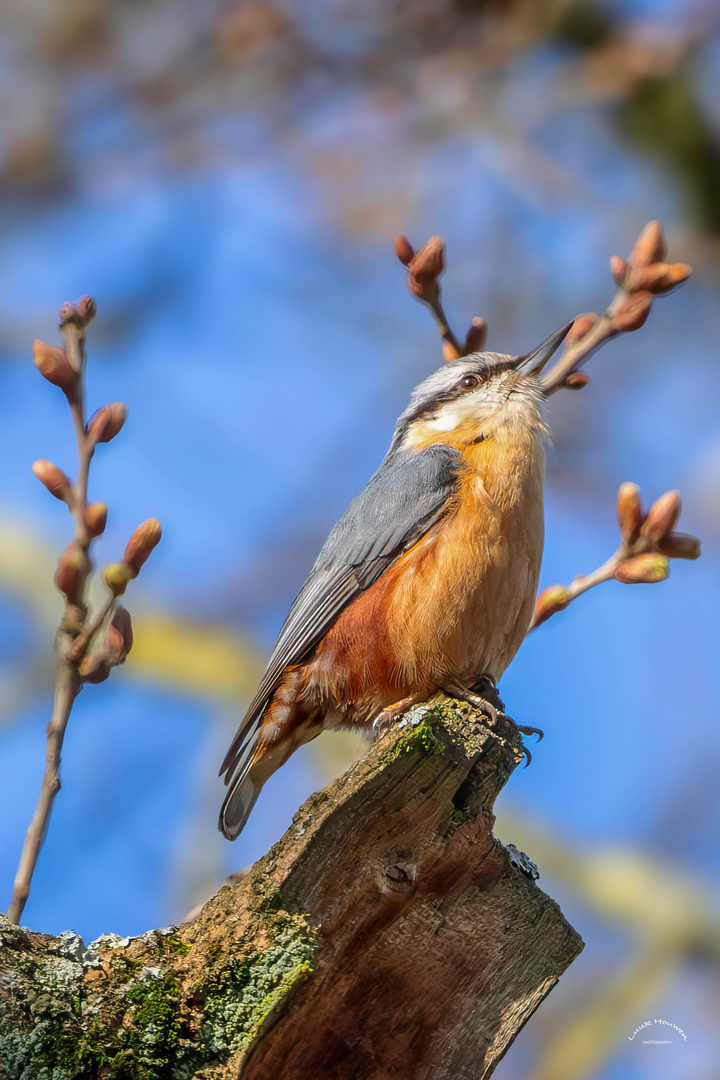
[530,483,700,630]
[7,298,160,925]
[541,221,692,395]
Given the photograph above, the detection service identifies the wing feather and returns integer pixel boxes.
[220,443,462,780]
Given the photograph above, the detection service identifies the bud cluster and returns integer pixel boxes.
[30,296,162,685]
[395,234,446,305]
[609,221,691,334]
[615,482,700,584]
[394,234,489,362]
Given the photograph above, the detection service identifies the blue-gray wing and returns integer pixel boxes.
[219,443,462,780]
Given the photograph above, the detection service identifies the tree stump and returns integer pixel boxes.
[0,696,583,1079]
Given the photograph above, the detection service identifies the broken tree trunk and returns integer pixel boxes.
[0,696,583,1080]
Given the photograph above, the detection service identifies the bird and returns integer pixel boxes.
[219,323,571,840]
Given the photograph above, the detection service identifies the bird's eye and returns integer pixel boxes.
[460,374,479,390]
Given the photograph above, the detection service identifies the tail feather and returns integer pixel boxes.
[219,771,262,840]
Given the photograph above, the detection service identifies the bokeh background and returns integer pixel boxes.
[0,1,719,1077]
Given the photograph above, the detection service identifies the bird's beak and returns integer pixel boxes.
[513,321,574,376]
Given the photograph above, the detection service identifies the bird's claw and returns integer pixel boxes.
[444,683,543,767]
[515,723,544,743]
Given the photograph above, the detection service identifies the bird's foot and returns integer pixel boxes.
[372,693,429,739]
[443,680,542,767]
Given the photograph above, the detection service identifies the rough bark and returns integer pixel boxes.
[0,695,583,1080]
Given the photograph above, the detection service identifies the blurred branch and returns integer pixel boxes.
[497,813,720,1080]
[530,482,701,629]
[541,221,691,394]
[396,222,691,391]
[7,300,161,925]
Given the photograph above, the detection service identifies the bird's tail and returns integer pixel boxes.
[219,768,263,840]
[219,734,287,840]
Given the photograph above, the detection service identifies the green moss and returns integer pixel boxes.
[389,717,445,761]
[156,931,191,958]
[201,916,317,1057]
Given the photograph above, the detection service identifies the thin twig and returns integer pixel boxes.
[529,483,700,631]
[7,298,154,926]
[541,310,619,395]
[7,657,80,923]
[424,293,463,357]
[7,317,96,924]
[68,594,115,664]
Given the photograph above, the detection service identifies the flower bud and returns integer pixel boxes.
[641,490,681,544]
[627,262,693,296]
[465,317,488,353]
[32,459,72,501]
[615,553,670,584]
[86,403,127,444]
[32,340,77,392]
[566,314,597,344]
[55,543,89,603]
[78,653,112,684]
[84,502,108,537]
[617,482,643,544]
[612,292,652,332]
[563,372,590,390]
[106,605,133,664]
[407,236,446,299]
[657,531,701,560]
[123,518,162,574]
[532,585,570,627]
[610,257,628,287]
[103,562,134,597]
[393,235,415,266]
[629,220,667,268]
[59,295,97,329]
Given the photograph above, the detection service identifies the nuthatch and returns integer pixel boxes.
[219,323,571,839]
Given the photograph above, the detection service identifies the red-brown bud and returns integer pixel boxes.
[393,235,415,266]
[615,553,670,584]
[106,605,133,664]
[563,372,590,390]
[641,490,681,544]
[123,518,162,574]
[406,236,446,299]
[629,220,667,268]
[617,482,644,544]
[532,585,570,627]
[612,292,652,332]
[55,543,89,603]
[565,314,598,344]
[78,653,112,683]
[465,317,488,353]
[32,340,77,392]
[103,562,133,597]
[32,459,72,501]
[627,262,693,295]
[657,531,701,560]
[59,295,97,329]
[86,403,128,444]
[610,256,628,287]
[85,502,108,537]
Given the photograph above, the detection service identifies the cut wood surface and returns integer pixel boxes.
[0,695,583,1080]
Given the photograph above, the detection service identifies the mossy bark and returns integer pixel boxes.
[0,696,583,1080]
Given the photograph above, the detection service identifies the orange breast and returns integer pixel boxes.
[304,431,545,723]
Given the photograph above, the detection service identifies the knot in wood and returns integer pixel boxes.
[382,862,415,893]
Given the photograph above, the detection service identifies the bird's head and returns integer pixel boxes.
[396,323,571,453]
